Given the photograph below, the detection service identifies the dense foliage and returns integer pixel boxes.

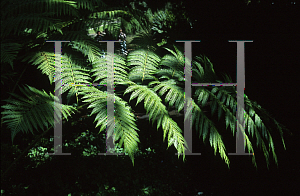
[1,0,290,195]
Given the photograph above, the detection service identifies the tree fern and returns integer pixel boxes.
[0,0,289,168]
[152,47,288,168]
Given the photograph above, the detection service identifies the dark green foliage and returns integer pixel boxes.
[1,0,291,195]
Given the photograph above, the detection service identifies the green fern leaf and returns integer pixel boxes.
[1,85,76,143]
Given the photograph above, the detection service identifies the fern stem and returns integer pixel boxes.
[11,65,28,96]
[142,50,149,82]
[76,102,90,111]
[68,60,79,104]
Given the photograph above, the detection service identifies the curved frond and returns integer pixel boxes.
[0,42,22,69]
[162,46,186,71]
[193,55,217,82]
[1,0,79,37]
[23,51,56,83]
[1,85,76,143]
[243,96,288,168]
[58,54,92,103]
[150,80,230,166]
[150,80,184,112]
[91,53,131,86]
[124,84,188,160]
[80,86,140,165]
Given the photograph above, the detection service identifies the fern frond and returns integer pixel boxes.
[124,84,188,160]
[155,68,184,82]
[2,13,62,37]
[192,101,230,166]
[193,55,217,82]
[127,50,161,83]
[0,42,22,69]
[191,60,205,82]
[150,80,185,112]
[1,85,76,143]
[80,86,140,165]
[91,53,132,86]
[75,0,95,11]
[89,10,129,20]
[243,96,288,168]
[162,47,186,71]
[129,29,157,50]
[58,54,92,103]
[68,39,102,63]
[22,51,56,83]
